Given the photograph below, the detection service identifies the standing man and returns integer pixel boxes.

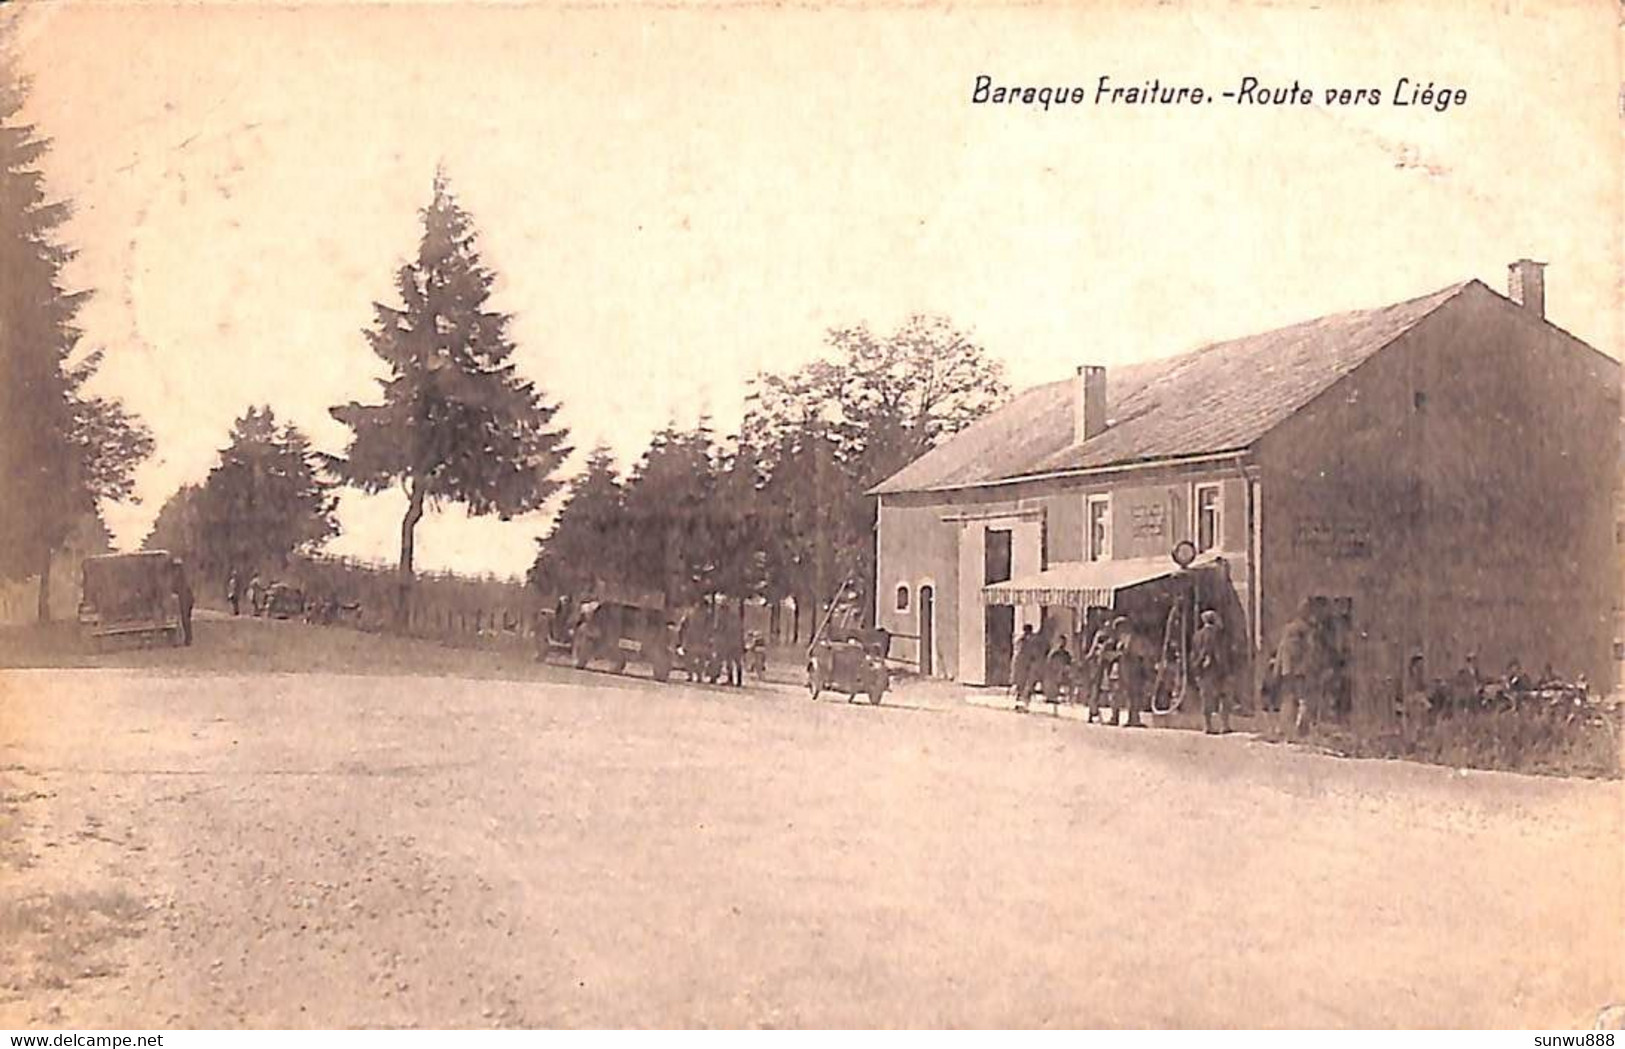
[226,567,241,617]
[1082,615,1115,724]
[1274,603,1319,737]
[171,558,195,647]
[1011,623,1039,712]
[718,602,746,688]
[247,572,265,617]
[1113,616,1146,728]
[1193,609,1231,734]
[1041,631,1072,712]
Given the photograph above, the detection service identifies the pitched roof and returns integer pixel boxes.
[871,280,1473,495]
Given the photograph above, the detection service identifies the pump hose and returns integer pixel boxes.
[1150,599,1189,716]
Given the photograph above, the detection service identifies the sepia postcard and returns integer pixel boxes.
[0,0,1621,1032]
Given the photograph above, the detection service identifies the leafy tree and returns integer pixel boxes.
[529,445,627,597]
[329,170,570,624]
[747,315,1008,627]
[0,54,153,619]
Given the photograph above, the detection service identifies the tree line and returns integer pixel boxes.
[530,315,1008,636]
[4,35,1007,629]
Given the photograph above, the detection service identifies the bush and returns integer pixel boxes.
[1300,701,1621,779]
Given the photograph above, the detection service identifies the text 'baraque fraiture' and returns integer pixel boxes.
[971,75,1469,112]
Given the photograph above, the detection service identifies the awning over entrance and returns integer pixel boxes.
[981,556,1196,610]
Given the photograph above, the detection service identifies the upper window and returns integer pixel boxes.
[1195,483,1222,554]
[1086,495,1112,562]
[895,585,911,613]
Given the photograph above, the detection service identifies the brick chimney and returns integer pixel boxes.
[1074,365,1107,445]
[1508,258,1546,319]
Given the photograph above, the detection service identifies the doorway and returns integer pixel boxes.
[983,529,1015,686]
[985,605,1014,686]
[918,585,935,677]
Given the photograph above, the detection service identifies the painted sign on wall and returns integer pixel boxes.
[1293,516,1375,559]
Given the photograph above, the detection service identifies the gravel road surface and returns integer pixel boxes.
[1,625,1620,1027]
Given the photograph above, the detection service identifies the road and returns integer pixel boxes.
[1,619,1621,1028]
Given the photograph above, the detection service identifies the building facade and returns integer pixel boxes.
[872,263,1620,717]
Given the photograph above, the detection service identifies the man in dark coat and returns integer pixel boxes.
[171,558,195,646]
[1011,623,1040,712]
[718,604,746,687]
[226,568,241,617]
[1193,609,1231,734]
[1081,616,1116,724]
[1041,632,1072,711]
[1112,616,1146,728]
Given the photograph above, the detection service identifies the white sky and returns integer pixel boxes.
[10,0,1621,577]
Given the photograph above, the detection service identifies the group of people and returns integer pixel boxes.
[675,603,749,687]
[1259,603,1332,738]
[1399,650,1588,742]
[1009,609,1239,734]
[224,568,314,619]
[224,568,266,617]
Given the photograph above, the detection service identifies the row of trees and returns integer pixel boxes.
[142,406,338,576]
[0,46,153,619]
[4,27,1006,629]
[530,316,1009,635]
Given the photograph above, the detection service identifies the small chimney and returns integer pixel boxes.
[1508,258,1546,319]
[1074,365,1107,444]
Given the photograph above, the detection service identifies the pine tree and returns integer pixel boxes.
[0,52,152,619]
[329,170,570,624]
[142,484,205,563]
[621,421,717,606]
[529,445,626,597]
[195,406,339,576]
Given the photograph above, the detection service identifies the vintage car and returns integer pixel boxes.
[77,551,184,647]
[263,583,306,620]
[807,625,890,704]
[536,583,674,681]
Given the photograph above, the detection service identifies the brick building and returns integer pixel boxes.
[871,262,1620,716]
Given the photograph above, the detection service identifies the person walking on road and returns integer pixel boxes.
[226,568,241,617]
[1193,609,1231,734]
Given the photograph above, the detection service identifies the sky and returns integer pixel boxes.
[7,0,1621,577]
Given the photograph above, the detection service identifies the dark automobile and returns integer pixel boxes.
[77,552,184,647]
[536,583,674,682]
[264,583,306,620]
[807,625,890,704]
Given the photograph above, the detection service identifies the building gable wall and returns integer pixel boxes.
[1410,289,1618,688]
[1255,287,1620,713]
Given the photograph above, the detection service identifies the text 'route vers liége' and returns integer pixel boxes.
[971,75,1468,112]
